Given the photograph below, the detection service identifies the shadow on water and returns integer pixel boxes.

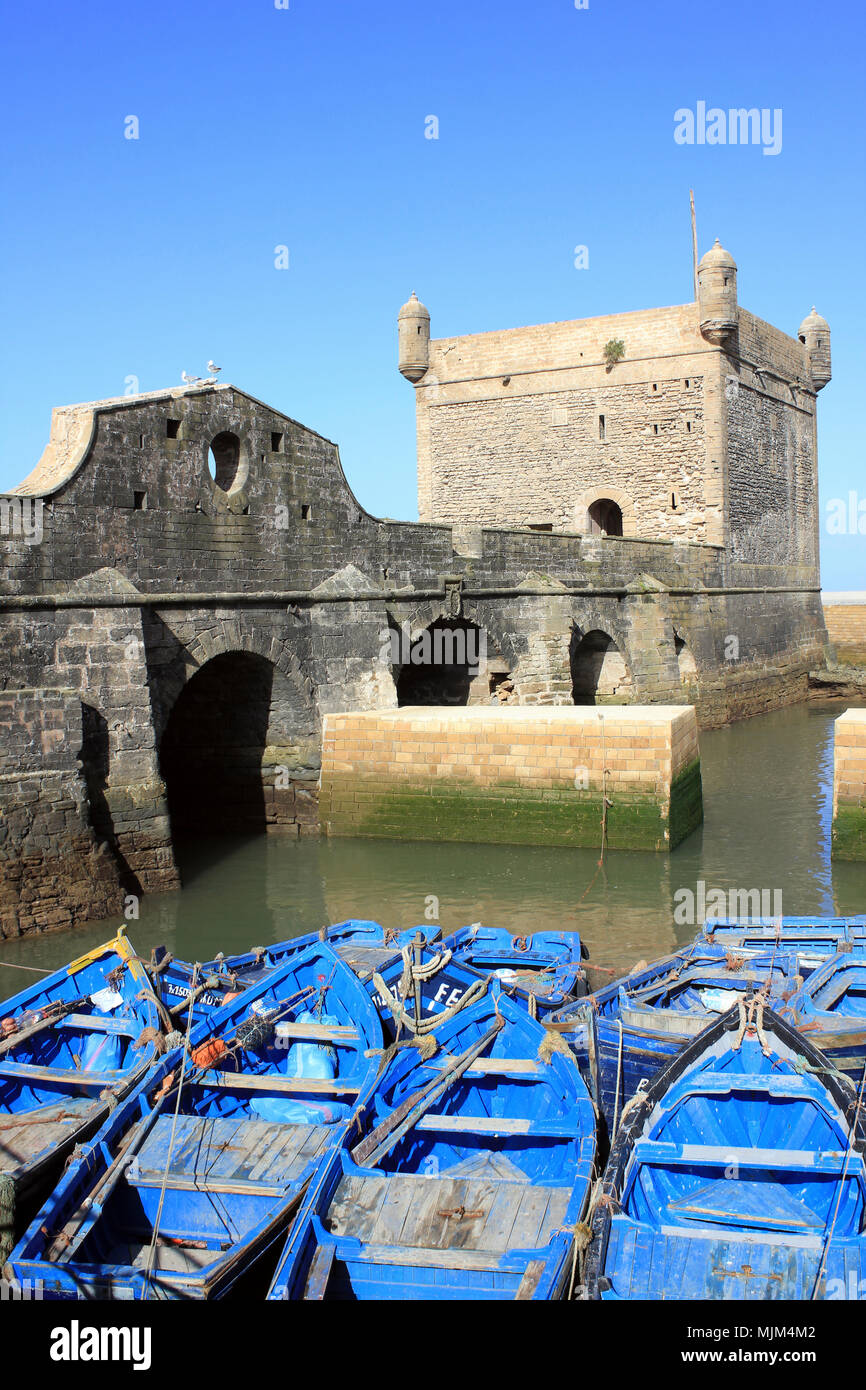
[2,700,866,995]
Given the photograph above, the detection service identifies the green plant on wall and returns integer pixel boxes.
[603,338,625,370]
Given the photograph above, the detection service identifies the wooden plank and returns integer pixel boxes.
[60,1014,137,1036]
[370,1174,418,1247]
[274,1023,359,1043]
[514,1259,546,1300]
[201,1073,361,1096]
[347,1242,503,1272]
[303,1242,336,1300]
[428,1057,544,1078]
[126,1168,287,1197]
[326,1174,390,1243]
[0,1062,123,1087]
[507,1186,554,1253]
[414,1114,573,1137]
[452,1182,523,1254]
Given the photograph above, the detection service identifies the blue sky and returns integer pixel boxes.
[0,0,863,586]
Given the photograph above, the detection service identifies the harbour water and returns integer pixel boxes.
[2,699,865,997]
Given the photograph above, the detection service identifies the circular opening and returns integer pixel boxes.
[208,431,242,492]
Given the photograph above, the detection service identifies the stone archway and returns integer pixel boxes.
[576,485,637,537]
[570,629,633,704]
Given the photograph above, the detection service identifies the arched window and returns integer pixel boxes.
[208,432,242,492]
[587,498,624,537]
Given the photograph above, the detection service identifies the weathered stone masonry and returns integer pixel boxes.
[0,241,832,933]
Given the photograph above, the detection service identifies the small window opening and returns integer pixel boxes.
[653,424,659,435]
[502,376,511,387]
[300,504,311,520]
[724,276,730,286]
[652,383,658,392]
[686,420,692,432]
[684,379,690,388]
[598,414,606,441]
[133,490,147,511]
[138,433,144,448]
[166,419,181,439]
[271,431,284,452]
[671,492,678,510]
[528,522,553,532]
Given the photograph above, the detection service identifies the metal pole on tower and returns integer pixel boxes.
[690,189,699,302]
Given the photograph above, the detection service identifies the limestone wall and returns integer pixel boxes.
[320,705,702,851]
[832,708,866,860]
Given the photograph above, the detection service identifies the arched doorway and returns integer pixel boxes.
[159,652,275,836]
[587,498,624,536]
[675,632,698,687]
[570,629,632,704]
[394,618,488,706]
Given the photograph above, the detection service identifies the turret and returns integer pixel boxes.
[798,307,832,390]
[698,239,738,345]
[398,292,430,383]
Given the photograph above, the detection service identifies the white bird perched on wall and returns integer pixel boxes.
[207,360,222,376]
[181,370,201,386]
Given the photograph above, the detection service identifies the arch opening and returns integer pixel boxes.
[570,629,632,705]
[159,651,319,840]
[587,498,624,537]
[208,431,242,492]
[393,618,495,706]
[675,632,698,686]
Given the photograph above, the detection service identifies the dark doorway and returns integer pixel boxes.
[160,652,274,835]
[571,629,632,704]
[395,618,485,706]
[79,702,141,894]
[587,499,624,536]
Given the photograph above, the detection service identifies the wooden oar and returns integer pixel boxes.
[352,1017,504,1169]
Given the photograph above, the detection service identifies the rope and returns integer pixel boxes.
[140,962,200,1299]
[0,1174,15,1264]
[810,1052,866,1300]
[372,971,486,1035]
[0,960,53,973]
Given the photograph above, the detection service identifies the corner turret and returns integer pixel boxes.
[799,307,832,390]
[398,292,430,383]
[698,239,738,345]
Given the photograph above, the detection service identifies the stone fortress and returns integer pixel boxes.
[0,237,835,933]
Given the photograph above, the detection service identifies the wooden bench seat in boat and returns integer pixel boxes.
[324,1172,571,1257]
[413,1113,575,1138]
[125,1114,335,1196]
[631,1138,848,1175]
[426,1057,545,1079]
[198,1072,361,1096]
[0,1061,129,1087]
[58,1014,138,1035]
[335,945,401,981]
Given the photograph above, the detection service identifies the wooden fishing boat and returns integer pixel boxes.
[784,951,866,1083]
[0,928,164,1247]
[440,925,588,1018]
[584,998,866,1300]
[548,944,807,1138]
[153,920,442,1021]
[699,915,866,973]
[5,942,382,1299]
[267,987,597,1301]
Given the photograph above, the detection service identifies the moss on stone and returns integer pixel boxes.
[832,805,866,861]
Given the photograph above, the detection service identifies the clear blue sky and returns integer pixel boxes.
[0,0,863,586]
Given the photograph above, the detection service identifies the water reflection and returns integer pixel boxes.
[2,700,865,996]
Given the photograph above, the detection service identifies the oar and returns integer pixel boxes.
[352,1017,504,1169]
[0,997,89,1059]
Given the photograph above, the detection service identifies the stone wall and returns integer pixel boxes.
[824,596,866,662]
[0,690,126,936]
[832,708,866,860]
[320,705,702,851]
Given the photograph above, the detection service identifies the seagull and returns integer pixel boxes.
[181,370,201,386]
[207,360,222,376]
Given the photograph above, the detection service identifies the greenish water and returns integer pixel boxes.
[2,700,866,999]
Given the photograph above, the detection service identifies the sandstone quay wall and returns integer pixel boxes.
[320,706,703,852]
[0,690,125,937]
[832,709,866,861]
[823,598,866,663]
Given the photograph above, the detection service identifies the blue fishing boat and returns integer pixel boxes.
[440,925,588,1017]
[6,942,382,1299]
[548,944,807,1137]
[153,920,442,1021]
[0,929,164,1241]
[698,915,866,972]
[584,998,866,1300]
[267,987,597,1301]
[784,951,866,1084]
